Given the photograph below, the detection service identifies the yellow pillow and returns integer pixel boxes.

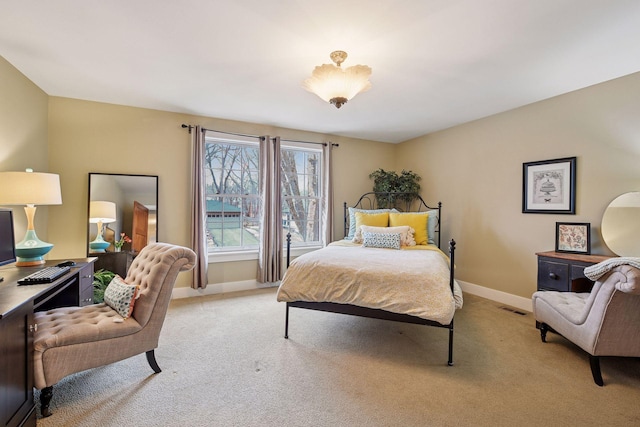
[389,212,429,245]
[354,211,389,231]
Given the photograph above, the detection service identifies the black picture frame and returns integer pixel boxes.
[556,222,591,254]
[522,157,576,214]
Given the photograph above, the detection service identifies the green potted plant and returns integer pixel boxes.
[369,168,421,207]
[93,269,116,303]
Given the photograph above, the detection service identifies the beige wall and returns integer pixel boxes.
[0,56,50,240]
[396,71,640,298]
[5,52,639,298]
[46,97,395,288]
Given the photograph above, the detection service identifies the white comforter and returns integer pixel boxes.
[277,241,463,325]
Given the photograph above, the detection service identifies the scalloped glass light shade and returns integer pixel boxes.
[303,63,372,106]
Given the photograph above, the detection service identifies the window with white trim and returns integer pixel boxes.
[281,146,322,247]
[204,136,322,252]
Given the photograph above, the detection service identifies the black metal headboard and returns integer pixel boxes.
[344,192,442,248]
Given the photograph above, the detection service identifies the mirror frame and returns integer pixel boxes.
[87,172,159,256]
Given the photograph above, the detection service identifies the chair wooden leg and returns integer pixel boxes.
[40,386,53,417]
[589,355,604,386]
[146,350,162,373]
[539,323,548,343]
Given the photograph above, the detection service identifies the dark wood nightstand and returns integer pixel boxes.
[93,251,135,278]
[536,251,611,293]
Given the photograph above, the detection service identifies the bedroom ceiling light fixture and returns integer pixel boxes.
[303,50,372,109]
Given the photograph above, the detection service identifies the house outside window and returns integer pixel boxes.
[204,136,322,253]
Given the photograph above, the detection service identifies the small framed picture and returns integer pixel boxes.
[523,157,576,214]
[556,222,591,254]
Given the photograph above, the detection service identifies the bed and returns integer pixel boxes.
[277,192,462,365]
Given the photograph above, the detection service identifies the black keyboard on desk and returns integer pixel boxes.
[17,266,71,285]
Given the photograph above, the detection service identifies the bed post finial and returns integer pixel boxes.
[449,239,456,261]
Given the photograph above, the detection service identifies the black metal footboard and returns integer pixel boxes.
[283,234,458,366]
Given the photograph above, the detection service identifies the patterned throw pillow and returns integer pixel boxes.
[104,275,139,319]
[353,225,416,246]
[362,231,402,250]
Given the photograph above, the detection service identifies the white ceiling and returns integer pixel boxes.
[2,1,640,143]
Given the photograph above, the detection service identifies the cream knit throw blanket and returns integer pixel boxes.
[584,257,640,281]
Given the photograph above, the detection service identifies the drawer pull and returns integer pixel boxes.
[29,324,38,333]
[549,272,558,280]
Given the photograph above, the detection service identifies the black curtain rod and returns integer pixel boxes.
[181,123,338,147]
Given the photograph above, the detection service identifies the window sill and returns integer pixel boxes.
[208,245,322,263]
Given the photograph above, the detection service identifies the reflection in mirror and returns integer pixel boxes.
[88,173,158,255]
[601,191,640,257]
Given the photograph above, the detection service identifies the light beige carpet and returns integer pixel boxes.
[36,289,640,426]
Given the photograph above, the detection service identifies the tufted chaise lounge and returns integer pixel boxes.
[33,243,196,417]
[532,264,640,386]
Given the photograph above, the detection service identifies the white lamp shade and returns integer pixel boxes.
[0,171,62,205]
[89,201,116,223]
[303,63,372,103]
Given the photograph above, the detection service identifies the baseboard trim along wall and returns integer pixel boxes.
[172,280,277,299]
[172,278,533,313]
[457,280,533,312]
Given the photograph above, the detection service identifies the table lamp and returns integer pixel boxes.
[89,201,116,253]
[0,169,62,266]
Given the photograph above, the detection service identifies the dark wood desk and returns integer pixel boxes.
[0,258,95,427]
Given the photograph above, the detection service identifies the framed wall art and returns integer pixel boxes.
[522,157,576,214]
[556,222,590,254]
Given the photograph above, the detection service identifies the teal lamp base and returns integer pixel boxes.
[15,229,54,266]
[89,235,110,253]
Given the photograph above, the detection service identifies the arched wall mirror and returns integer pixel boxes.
[601,191,640,257]
[88,173,158,255]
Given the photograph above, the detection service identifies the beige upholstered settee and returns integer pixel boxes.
[33,243,196,417]
[532,263,640,386]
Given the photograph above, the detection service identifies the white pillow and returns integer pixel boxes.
[353,225,416,246]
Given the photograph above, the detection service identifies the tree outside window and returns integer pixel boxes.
[281,147,321,245]
[204,137,322,251]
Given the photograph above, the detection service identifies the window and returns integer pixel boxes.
[204,136,322,252]
[204,138,260,251]
[281,146,322,247]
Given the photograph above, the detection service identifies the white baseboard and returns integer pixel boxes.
[457,280,532,312]
[172,280,278,299]
[173,278,533,313]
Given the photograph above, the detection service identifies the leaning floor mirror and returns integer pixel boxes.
[87,173,158,255]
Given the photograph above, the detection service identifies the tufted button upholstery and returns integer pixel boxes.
[33,242,196,415]
[532,291,590,325]
[34,304,141,352]
[532,264,640,385]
